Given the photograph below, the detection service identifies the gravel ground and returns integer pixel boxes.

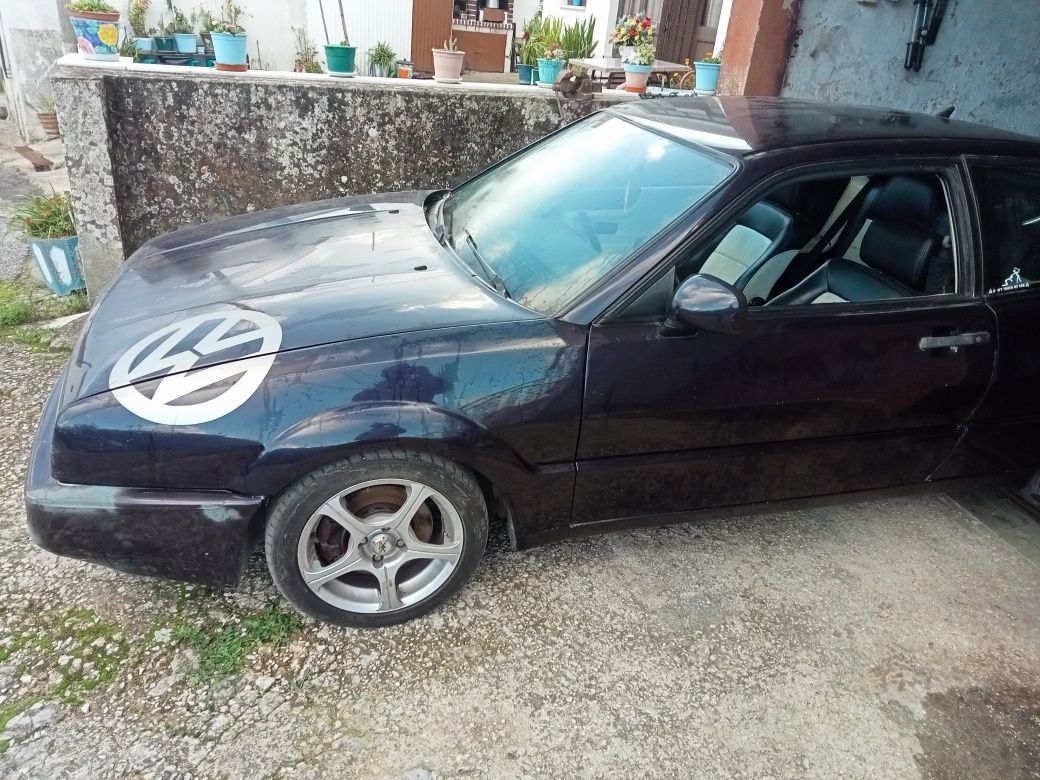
[1,338,1039,779]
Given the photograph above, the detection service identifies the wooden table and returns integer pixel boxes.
[569,56,692,87]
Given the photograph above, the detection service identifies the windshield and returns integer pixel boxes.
[442,113,735,315]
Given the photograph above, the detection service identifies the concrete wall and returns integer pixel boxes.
[51,55,629,298]
[0,0,73,140]
[782,0,1040,135]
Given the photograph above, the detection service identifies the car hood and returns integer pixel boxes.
[64,192,539,403]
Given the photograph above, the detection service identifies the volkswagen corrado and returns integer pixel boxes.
[27,98,1040,627]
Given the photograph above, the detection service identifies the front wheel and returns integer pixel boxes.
[264,450,488,628]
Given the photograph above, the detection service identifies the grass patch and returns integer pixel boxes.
[0,607,129,738]
[0,280,88,353]
[172,602,302,684]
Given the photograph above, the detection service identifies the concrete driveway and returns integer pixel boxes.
[1,339,1039,779]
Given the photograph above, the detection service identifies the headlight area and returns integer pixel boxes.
[26,375,264,588]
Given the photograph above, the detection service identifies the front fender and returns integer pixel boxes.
[243,401,575,541]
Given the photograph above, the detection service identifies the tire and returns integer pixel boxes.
[264,449,488,628]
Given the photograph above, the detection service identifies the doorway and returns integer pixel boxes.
[618,0,722,63]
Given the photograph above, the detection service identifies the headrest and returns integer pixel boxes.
[737,200,792,242]
[868,176,942,227]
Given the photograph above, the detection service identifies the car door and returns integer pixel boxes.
[937,160,1040,483]
[571,161,997,527]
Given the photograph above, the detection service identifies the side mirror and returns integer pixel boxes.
[664,274,748,336]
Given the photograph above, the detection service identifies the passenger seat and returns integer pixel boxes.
[698,201,794,288]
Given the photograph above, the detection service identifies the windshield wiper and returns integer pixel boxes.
[461,229,510,299]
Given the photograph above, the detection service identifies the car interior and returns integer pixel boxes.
[622,172,959,320]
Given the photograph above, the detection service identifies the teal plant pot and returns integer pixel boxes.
[517,63,535,85]
[325,44,357,76]
[174,33,198,54]
[211,32,248,68]
[68,11,121,62]
[134,37,153,51]
[537,58,563,85]
[29,237,84,296]
[694,61,721,93]
[154,36,175,51]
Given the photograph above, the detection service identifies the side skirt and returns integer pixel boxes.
[514,475,1009,549]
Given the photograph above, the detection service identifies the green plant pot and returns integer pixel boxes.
[325,44,357,76]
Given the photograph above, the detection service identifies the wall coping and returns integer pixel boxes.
[53,54,636,104]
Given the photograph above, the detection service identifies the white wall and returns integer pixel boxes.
[0,0,71,140]
[542,0,616,57]
[306,0,412,73]
[132,0,412,73]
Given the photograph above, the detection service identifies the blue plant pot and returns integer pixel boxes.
[68,12,121,61]
[29,237,85,296]
[694,61,721,93]
[211,32,248,67]
[134,37,153,51]
[537,58,563,85]
[517,63,535,85]
[174,33,198,54]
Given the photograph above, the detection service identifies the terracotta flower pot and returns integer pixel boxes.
[623,64,652,93]
[432,49,465,83]
[36,113,60,139]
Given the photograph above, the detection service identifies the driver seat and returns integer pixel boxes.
[767,176,942,305]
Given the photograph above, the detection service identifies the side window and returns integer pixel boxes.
[684,172,956,307]
[972,166,1040,295]
[618,170,959,322]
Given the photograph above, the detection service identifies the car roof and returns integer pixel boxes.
[608,96,1040,157]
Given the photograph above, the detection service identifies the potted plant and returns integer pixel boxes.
[515,17,543,85]
[611,12,654,62]
[623,41,655,93]
[197,8,217,50]
[515,13,545,85]
[210,1,248,72]
[694,50,722,94]
[9,193,85,297]
[66,1,122,62]
[324,0,356,77]
[432,36,465,83]
[536,42,566,86]
[35,99,60,139]
[368,41,397,77]
[127,0,152,51]
[170,7,197,54]
[153,16,175,51]
[292,27,323,73]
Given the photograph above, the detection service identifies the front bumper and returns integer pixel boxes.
[25,370,264,588]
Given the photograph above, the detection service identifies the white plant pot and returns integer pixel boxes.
[432,49,465,83]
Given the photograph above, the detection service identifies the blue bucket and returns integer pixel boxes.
[694,62,721,93]
[537,58,563,85]
[174,33,198,54]
[211,32,248,67]
[29,237,85,296]
[134,37,153,51]
[517,63,535,85]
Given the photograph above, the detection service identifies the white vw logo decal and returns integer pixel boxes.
[109,310,282,425]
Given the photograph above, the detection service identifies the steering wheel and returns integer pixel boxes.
[573,210,603,253]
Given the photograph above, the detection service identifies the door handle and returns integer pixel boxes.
[918,332,991,351]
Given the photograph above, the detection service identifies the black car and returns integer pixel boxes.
[27,97,1040,627]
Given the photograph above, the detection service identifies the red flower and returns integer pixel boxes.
[628,29,637,38]
[641,18,652,28]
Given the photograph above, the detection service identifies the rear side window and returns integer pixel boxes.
[972,166,1040,294]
